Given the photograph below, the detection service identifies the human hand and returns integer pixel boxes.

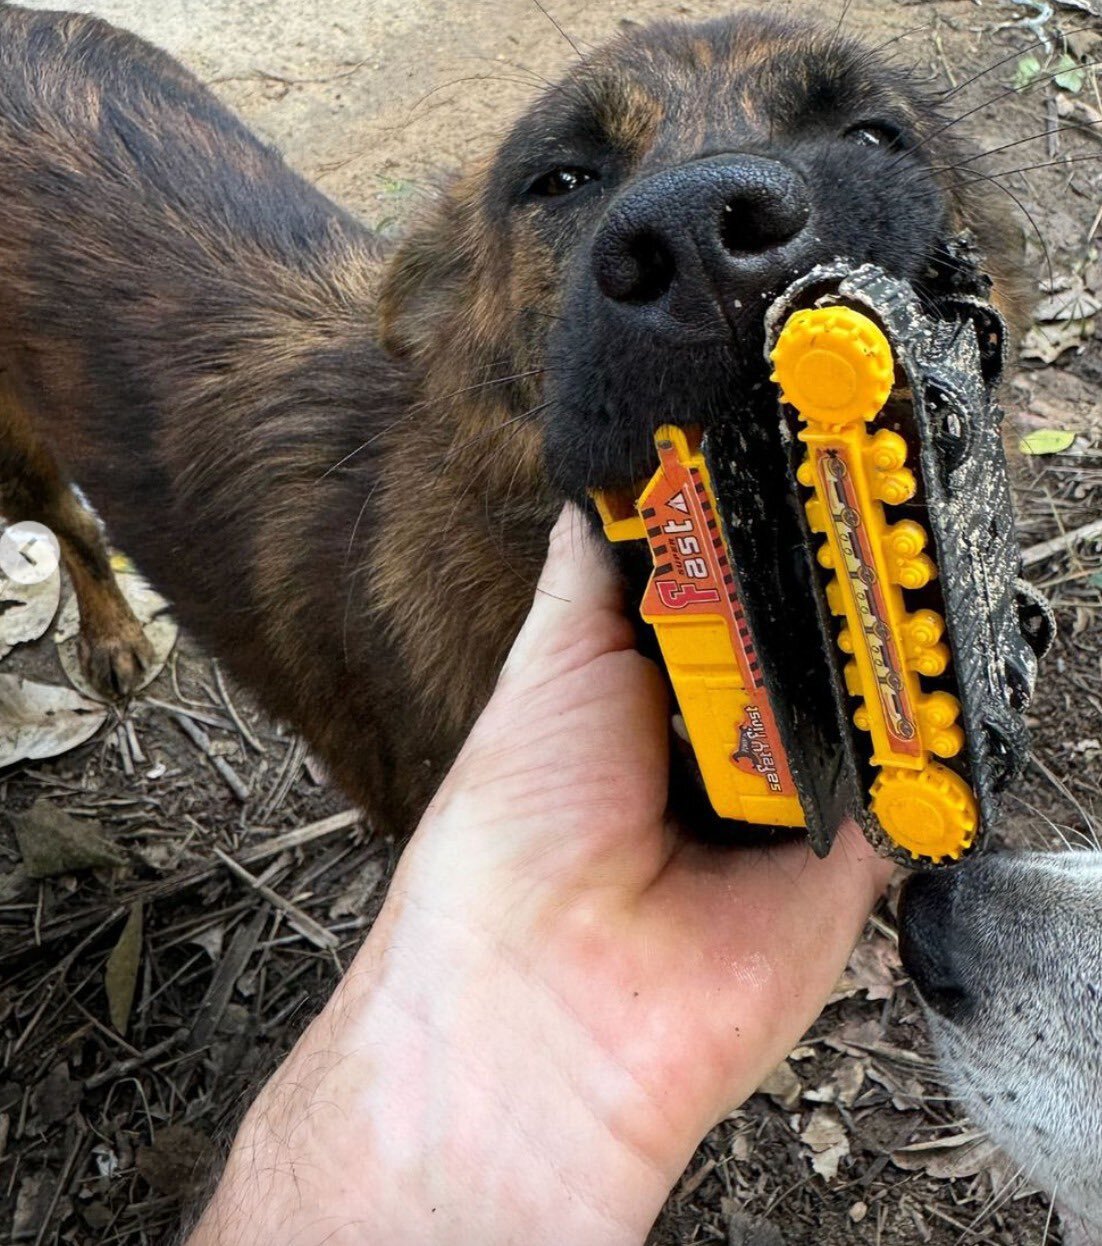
[187,505,893,1246]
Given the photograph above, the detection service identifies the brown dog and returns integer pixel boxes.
[0,5,1027,835]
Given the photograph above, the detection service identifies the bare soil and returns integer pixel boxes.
[2,1,1101,1244]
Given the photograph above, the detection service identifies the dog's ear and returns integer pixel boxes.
[379,163,490,361]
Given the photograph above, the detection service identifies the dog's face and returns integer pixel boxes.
[381,11,1025,500]
[899,852,1102,1235]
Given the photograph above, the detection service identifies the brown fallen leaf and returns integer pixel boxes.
[805,1056,867,1107]
[833,934,900,1002]
[822,1016,883,1057]
[105,903,144,1034]
[10,798,125,878]
[0,567,60,660]
[0,674,107,767]
[1020,318,1095,365]
[800,1107,850,1180]
[136,1123,216,1199]
[31,1061,83,1127]
[756,1058,802,1110]
[891,1130,1007,1180]
[724,1204,785,1246]
[865,1061,929,1111]
[12,1173,54,1241]
[328,854,387,920]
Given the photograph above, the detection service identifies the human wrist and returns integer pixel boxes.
[185,909,684,1246]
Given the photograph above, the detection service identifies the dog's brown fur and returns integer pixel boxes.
[0,5,1029,834]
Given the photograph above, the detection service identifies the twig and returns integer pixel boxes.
[171,712,251,802]
[212,660,266,754]
[144,695,234,731]
[115,725,134,779]
[190,909,267,1048]
[85,1026,189,1090]
[124,719,146,765]
[257,736,307,820]
[1020,517,1102,567]
[212,848,338,951]
[1,809,362,962]
[32,1129,85,1246]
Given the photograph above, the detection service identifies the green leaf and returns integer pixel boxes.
[105,903,143,1034]
[1054,53,1086,94]
[1017,429,1077,455]
[1013,54,1044,89]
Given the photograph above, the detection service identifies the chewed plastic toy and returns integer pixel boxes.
[592,257,1054,866]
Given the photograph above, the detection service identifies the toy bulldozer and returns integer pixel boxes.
[593,260,1053,866]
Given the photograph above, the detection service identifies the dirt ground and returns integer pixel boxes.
[1,0,1101,1243]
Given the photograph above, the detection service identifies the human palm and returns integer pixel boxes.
[189,507,891,1246]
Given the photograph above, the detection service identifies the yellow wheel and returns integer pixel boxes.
[770,306,895,426]
[870,764,978,861]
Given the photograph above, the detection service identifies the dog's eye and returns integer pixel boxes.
[844,122,905,151]
[525,167,599,198]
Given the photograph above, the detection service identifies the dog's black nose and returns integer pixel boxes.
[591,155,811,332]
[898,870,974,1022]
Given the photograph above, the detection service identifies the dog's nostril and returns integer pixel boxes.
[720,190,809,255]
[597,230,675,304]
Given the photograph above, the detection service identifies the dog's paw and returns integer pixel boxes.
[77,617,155,698]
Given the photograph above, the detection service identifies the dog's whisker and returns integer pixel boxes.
[930,116,1102,173]
[938,23,1099,103]
[1005,790,1087,853]
[1029,753,1100,845]
[438,401,550,469]
[897,160,1057,293]
[886,53,1102,176]
[437,419,538,544]
[317,368,548,480]
[529,0,586,59]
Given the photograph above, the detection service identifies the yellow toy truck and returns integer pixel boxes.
[593,260,1053,866]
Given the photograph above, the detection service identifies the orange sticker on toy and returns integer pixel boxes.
[640,436,796,795]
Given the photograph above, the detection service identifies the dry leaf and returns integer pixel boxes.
[135,1123,215,1199]
[0,568,61,660]
[31,1062,83,1126]
[12,1174,53,1241]
[1034,283,1102,323]
[800,1107,850,1180]
[0,674,107,767]
[189,923,226,961]
[833,935,900,1001]
[756,1059,802,1109]
[10,798,125,878]
[105,903,143,1034]
[865,1062,929,1111]
[328,855,386,920]
[1021,318,1095,364]
[55,570,178,700]
[725,1206,785,1246]
[805,1057,867,1107]
[891,1130,1007,1180]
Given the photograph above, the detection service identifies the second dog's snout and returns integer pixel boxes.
[591,155,811,315]
[898,870,974,1022]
